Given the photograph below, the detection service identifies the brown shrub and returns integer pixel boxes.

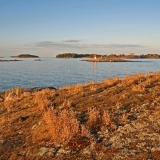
[102,110,111,126]
[87,107,100,129]
[67,136,90,151]
[152,151,160,159]
[87,108,112,132]
[43,109,80,144]
[43,108,93,147]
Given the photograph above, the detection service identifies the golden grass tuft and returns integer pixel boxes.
[43,108,94,147]
[4,87,23,112]
[87,108,112,132]
[104,77,119,86]
[5,87,23,98]
[43,109,81,144]
[102,110,111,126]
[87,107,100,129]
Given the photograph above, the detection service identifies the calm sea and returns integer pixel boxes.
[0,58,160,91]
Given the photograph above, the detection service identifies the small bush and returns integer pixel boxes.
[102,110,111,126]
[87,107,100,129]
[44,109,80,144]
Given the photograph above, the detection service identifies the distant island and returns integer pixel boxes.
[11,54,40,58]
[56,53,160,59]
[56,53,91,58]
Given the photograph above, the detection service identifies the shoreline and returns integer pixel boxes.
[0,70,158,92]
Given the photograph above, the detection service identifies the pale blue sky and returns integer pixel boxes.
[0,0,160,57]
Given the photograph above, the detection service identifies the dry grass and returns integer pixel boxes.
[89,84,97,92]
[104,77,119,86]
[86,108,112,132]
[5,87,23,98]
[4,87,23,112]
[87,107,100,129]
[60,99,72,109]
[43,106,112,146]
[132,84,145,92]
[59,83,84,95]
[118,73,145,87]
[4,95,18,113]
[43,109,91,145]
[0,115,6,125]
[34,89,55,111]
[102,110,111,126]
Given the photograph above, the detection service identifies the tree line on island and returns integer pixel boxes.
[56,53,160,59]
[10,54,39,58]
[56,53,92,58]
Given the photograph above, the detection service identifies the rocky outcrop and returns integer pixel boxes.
[81,58,130,62]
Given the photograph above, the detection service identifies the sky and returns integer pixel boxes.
[0,0,160,57]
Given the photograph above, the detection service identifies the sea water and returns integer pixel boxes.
[0,58,160,91]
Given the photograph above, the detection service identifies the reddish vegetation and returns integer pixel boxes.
[0,72,160,159]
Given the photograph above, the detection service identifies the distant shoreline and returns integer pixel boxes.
[0,59,22,62]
